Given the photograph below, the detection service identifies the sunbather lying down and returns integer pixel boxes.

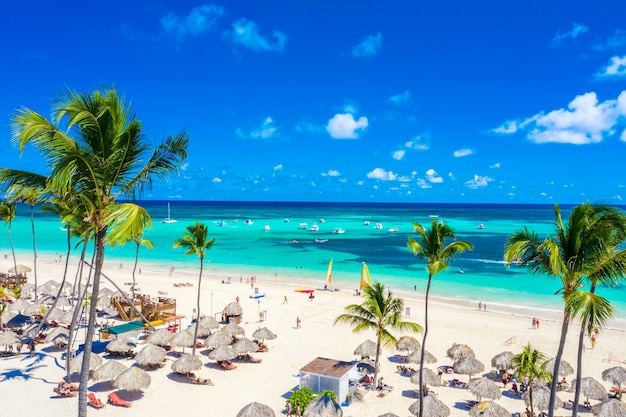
[186,371,214,385]
[53,387,76,397]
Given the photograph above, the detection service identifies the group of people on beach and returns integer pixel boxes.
[477,301,486,311]
[531,318,540,329]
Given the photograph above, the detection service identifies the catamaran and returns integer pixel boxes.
[162,203,177,224]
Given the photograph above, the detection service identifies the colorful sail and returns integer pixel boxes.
[326,258,333,287]
[360,262,370,290]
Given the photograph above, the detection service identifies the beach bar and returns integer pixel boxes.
[299,357,359,404]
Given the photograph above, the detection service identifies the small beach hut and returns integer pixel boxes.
[222,302,243,324]
[237,402,276,417]
[299,357,359,406]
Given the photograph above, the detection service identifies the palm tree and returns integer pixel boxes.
[334,281,422,388]
[10,87,188,417]
[0,201,19,287]
[504,202,626,416]
[567,290,615,416]
[173,222,215,355]
[407,218,473,417]
[512,343,551,417]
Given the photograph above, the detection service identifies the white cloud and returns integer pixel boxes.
[228,18,287,52]
[389,91,411,105]
[492,120,518,134]
[405,133,430,150]
[596,56,626,78]
[425,169,443,183]
[454,148,473,158]
[352,32,383,57]
[160,5,224,43]
[593,29,626,52]
[392,150,406,160]
[416,178,431,189]
[367,168,397,181]
[398,176,411,182]
[552,22,588,46]
[490,162,501,169]
[326,113,368,139]
[273,164,283,171]
[448,172,456,180]
[322,170,341,177]
[465,174,493,189]
[251,117,277,139]
[212,177,222,183]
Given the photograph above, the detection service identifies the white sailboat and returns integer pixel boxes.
[162,203,177,224]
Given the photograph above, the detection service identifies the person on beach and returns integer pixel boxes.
[235,296,240,303]
[478,301,482,310]
[286,400,292,417]
[483,303,487,311]
[532,318,536,329]
[296,317,301,328]
[283,295,288,304]
[591,334,596,349]
[536,318,539,329]
[29,342,35,357]
[501,371,509,388]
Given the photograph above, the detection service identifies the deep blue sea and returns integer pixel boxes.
[2,201,626,316]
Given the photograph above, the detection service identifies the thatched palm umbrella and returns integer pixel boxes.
[602,366,626,394]
[357,358,378,375]
[468,401,510,417]
[40,279,59,293]
[45,306,66,321]
[396,336,421,353]
[410,368,442,386]
[591,398,626,417]
[378,414,400,417]
[99,287,114,297]
[222,322,245,336]
[303,393,343,417]
[23,303,45,316]
[91,360,128,381]
[208,345,237,361]
[223,302,243,316]
[252,327,277,342]
[453,356,485,382]
[59,310,75,325]
[232,338,260,355]
[206,329,233,347]
[171,353,202,374]
[522,385,561,414]
[113,366,151,393]
[70,352,103,373]
[8,264,32,275]
[106,337,136,353]
[354,339,377,359]
[543,357,574,377]
[236,402,276,417]
[0,331,22,349]
[134,343,167,367]
[170,330,195,350]
[45,327,69,345]
[447,343,475,361]
[188,323,211,338]
[467,377,502,401]
[146,329,173,347]
[407,349,437,365]
[199,316,219,330]
[408,395,450,417]
[8,299,30,313]
[571,377,608,402]
[491,351,514,371]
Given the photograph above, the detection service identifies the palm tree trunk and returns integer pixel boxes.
[132,242,139,300]
[78,226,106,417]
[7,223,19,291]
[373,331,382,392]
[529,386,534,416]
[30,204,38,301]
[418,273,433,417]
[571,324,585,417]
[548,310,571,417]
[192,257,204,356]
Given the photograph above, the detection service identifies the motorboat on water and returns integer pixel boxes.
[217,220,227,227]
[299,222,308,230]
[319,218,326,223]
[363,220,370,226]
[331,228,345,234]
[374,223,383,229]
[246,219,254,225]
[477,224,485,229]
[315,238,328,243]
[264,224,270,231]
[309,224,319,232]
[284,218,290,223]
[388,227,399,233]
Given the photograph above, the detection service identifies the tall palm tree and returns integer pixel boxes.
[567,290,615,416]
[10,87,188,417]
[512,343,551,417]
[334,281,422,388]
[504,202,626,416]
[0,201,19,287]
[407,218,473,417]
[173,222,215,356]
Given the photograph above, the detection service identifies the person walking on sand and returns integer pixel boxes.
[478,301,482,310]
[286,400,293,417]
[283,295,288,304]
[296,317,301,329]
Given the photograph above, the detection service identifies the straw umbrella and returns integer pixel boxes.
[378,414,400,417]
[208,345,237,361]
[396,336,421,353]
[223,302,243,317]
[408,395,450,417]
[134,343,167,367]
[8,264,32,275]
[447,343,475,360]
[113,366,151,393]
[357,358,377,375]
[91,360,128,381]
[222,322,245,336]
[468,401,510,417]
[523,385,561,414]
[206,329,233,348]
[188,323,211,338]
[146,329,173,347]
[199,316,220,330]
[410,368,442,387]
[45,327,69,346]
[252,327,277,342]
[232,338,260,355]
[354,339,377,359]
[407,349,437,365]
[170,329,195,351]
[453,356,485,382]
[602,366,626,395]
[491,351,514,371]
[236,402,276,417]
[59,310,75,325]
[544,357,574,377]
[106,336,136,353]
[467,377,502,401]
[23,303,45,316]
[303,393,343,417]
[70,352,103,373]
[171,353,202,374]
[591,398,626,417]
[570,377,608,402]
[0,331,22,350]
[7,299,30,313]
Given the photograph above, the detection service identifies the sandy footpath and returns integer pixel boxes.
[2,252,625,416]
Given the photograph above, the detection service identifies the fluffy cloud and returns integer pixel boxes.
[552,22,588,46]
[273,164,283,171]
[490,162,501,169]
[322,170,341,177]
[212,177,222,183]
[228,18,287,52]
[492,120,518,134]
[352,32,383,57]
[160,5,225,43]
[405,134,430,151]
[494,91,626,144]
[596,56,626,78]
[454,148,473,158]
[388,91,411,105]
[392,150,406,161]
[465,174,493,189]
[416,179,431,189]
[237,117,278,139]
[367,168,397,181]
[326,113,368,139]
[425,169,443,183]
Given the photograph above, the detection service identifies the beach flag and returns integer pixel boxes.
[326,259,333,287]
[360,262,370,290]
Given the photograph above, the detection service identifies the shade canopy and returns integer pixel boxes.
[467,377,502,400]
[208,345,238,361]
[408,395,450,417]
[522,385,561,412]
[447,343,475,360]
[544,357,574,377]
[303,393,343,417]
[170,330,195,348]
[171,353,202,373]
[396,336,420,353]
[0,331,22,348]
[69,352,103,373]
[223,302,243,316]
[206,329,233,347]
[146,329,173,347]
[468,401,510,417]
[410,368,441,386]
[491,351,514,371]
[222,323,245,336]
[236,402,276,417]
[91,360,128,381]
[252,327,277,341]
[188,323,212,338]
[199,316,220,330]
[591,398,626,417]
[602,366,626,386]
[570,377,609,401]
[113,366,151,392]
[453,356,485,378]
[353,339,377,358]
[232,338,260,354]
[106,337,136,353]
[134,343,167,367]
[45,327,69,345]
[8,264,32,274]
[407,349,437,365]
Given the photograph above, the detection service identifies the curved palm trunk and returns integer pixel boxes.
[418,273,433,417]
[548,310,571,417]
[78,226,106,417]
[131,241,139,300]
[192,257,204,356]
[7,222,19,292]
[30,204,38,301]
[529,386,535,416]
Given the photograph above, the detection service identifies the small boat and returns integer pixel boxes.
[264,224,270,231]
[388,227,399,233]
[363,220,370,226]
[374,223,383,230]
[315,238,328,243]
[309,224,319,232]
[217,220,227,227]
[162,203,177,224]
[319,218,326,223]
[331,228,345,234]
[284,218,290,223]
[459,267,465,274]
[299,222,308,230]
[477,224,485,229]
[232,219,239,223]
[246,219,254,225]
[429,214,439,218]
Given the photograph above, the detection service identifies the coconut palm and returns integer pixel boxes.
[512,343,551,417]
[10,87,188,417]
[407,218,473,417]
[174,222,216,356]
[334,281,422,390]
[0,201,19,286]
[504,203,626,417]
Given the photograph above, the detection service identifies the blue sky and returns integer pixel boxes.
[2,1,626,204]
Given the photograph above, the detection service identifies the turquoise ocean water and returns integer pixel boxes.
[2,201,626,316]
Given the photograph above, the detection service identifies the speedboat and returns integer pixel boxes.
[264,224,270,231]
[331,228,345,234]
[299,222,308,230]
[246,219,254,225]
[388,227,399,233]
[309,224,319,232]
[363,220,370,226]
[477,224,485,229]
[319,218,326,223]
[217,220,227,227]
[284,218,290,223]
[315,238,328,243]
[374,223,383,229]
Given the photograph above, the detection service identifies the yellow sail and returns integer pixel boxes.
[360,262,370,290]
[326,258,333,287]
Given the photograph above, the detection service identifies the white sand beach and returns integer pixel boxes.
[2,252,626,416]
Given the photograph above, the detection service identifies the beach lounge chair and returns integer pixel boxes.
[107,392,131,408]
[603,351,626,364]
[88,393,105,409]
